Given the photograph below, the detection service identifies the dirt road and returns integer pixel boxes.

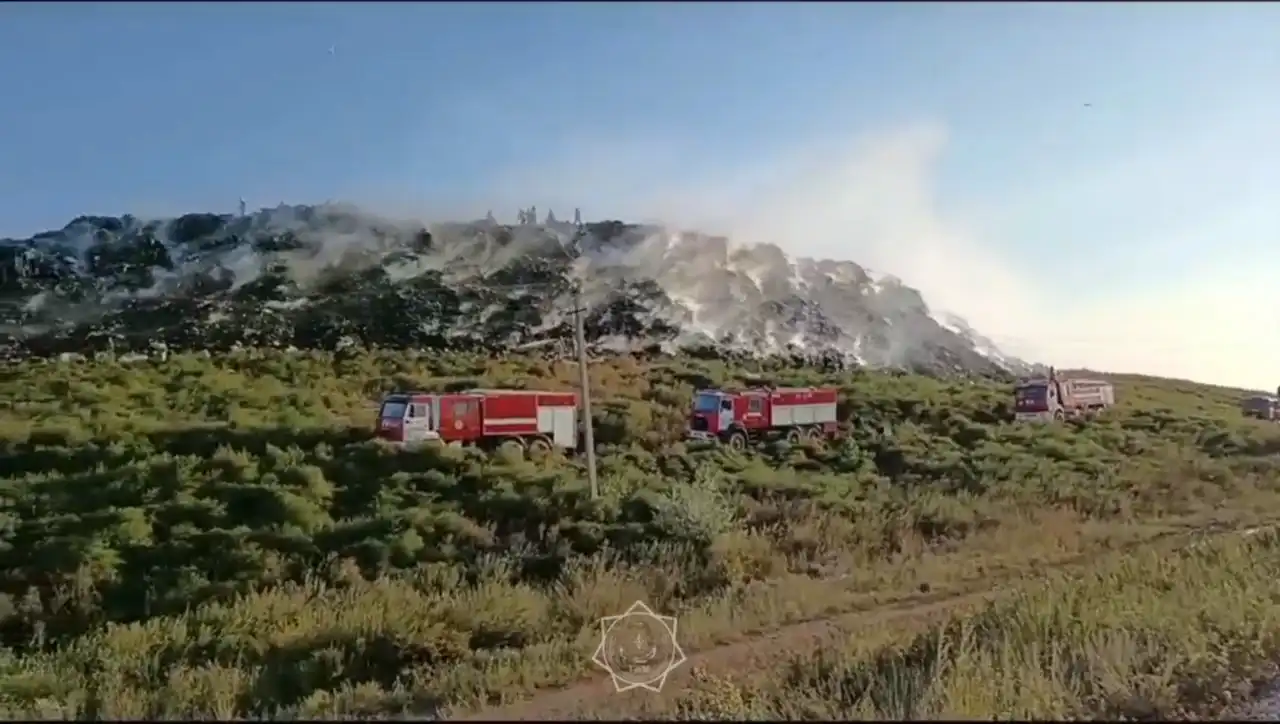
[448,520,1264,721]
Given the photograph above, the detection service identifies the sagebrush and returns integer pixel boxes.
[0,349,1277,717]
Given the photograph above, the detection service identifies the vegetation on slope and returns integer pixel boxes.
[0,349,1277,717]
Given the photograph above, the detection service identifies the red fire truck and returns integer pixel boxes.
[375,389,579,454]
[686,386,840,450]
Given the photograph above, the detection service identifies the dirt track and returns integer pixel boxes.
[448,520,1265,721]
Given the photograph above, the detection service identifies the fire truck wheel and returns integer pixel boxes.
[725,431,747,451]
[527,436,553,458]
[1053,410,1065,422]
[785,429,802,445]
[497,438,526,458]
[805,426,825,444]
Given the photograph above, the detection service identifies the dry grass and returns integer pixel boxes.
[606,530,1280,720]
[0,512,1211,720]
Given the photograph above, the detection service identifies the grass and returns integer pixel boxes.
[0,348,1277,717]
[658,529,1280,720]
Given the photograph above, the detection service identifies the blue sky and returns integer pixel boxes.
[1,2,1278,384]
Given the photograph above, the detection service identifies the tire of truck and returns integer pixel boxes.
[725,431,747,452]
[497,438,527,459]
[526,436,553,458]
[785,428,803,445]
[1053,410,1065,422]
[805,426,827,447]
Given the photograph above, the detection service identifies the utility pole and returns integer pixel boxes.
[568,221,599,499]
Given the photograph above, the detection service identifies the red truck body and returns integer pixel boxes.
[686,386,840,449]
[376,389,579,452]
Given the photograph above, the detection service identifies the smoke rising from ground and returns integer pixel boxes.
[8,118,1274,387]
[407,120,1277,390]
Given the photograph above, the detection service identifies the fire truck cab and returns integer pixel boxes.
[376,389,579,454]
[377,393,443,445]
[686,386,840,450]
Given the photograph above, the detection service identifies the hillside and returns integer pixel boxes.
[0,349,1278,718]
[0,205,1030,376]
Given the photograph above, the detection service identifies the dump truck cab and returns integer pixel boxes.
[1241,394,1280,421]
[1013,379,1055,421]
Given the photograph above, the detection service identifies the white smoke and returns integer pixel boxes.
[394,123,1044,366]
[10,115,1275,386]
[403,116,1279,390]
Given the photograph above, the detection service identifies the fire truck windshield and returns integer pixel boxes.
[380,401,408,420]
[694,394,721,413]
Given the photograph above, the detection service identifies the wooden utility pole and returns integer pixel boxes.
[568,220,599,499]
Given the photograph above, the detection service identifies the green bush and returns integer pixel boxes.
[0,349,1275,716]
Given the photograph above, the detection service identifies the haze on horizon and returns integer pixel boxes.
[1,3,1276,388]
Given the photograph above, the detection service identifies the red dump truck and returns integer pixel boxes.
[1013,367,1115,422]
[375,389,579,454]
[686,386,840,450]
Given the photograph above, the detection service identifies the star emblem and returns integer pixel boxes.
[591,600,687,693]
